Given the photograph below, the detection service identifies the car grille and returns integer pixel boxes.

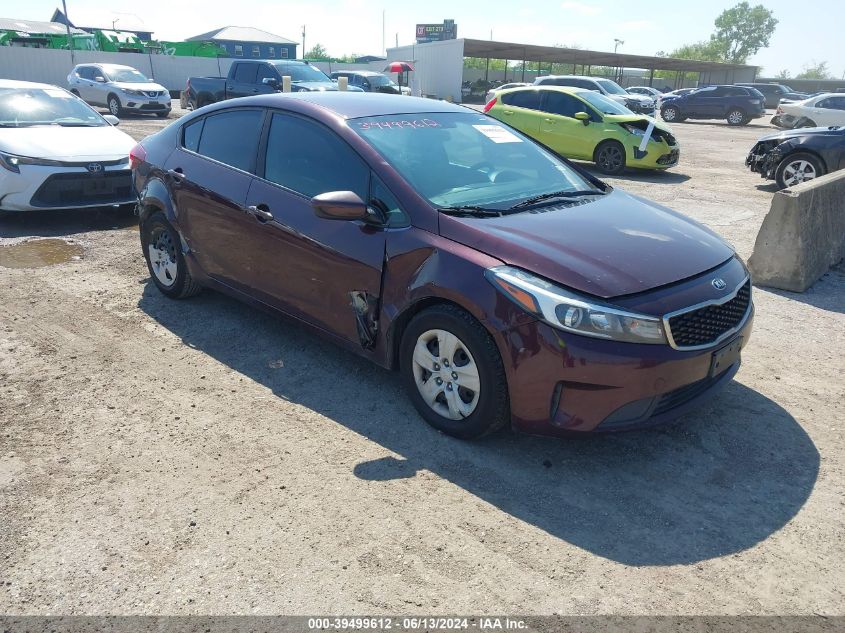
[145,91,163,98]
[31,171,133,208]
[667,280,751,349]
[140,103,167,110]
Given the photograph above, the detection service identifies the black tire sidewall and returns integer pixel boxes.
[141,213,190,298]
[775,152,824,189]
[400,306,508,439]
[595,140,626,175]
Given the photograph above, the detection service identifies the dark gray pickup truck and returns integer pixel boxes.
[184,60,353,110]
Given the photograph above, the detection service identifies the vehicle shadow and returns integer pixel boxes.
[582,166,691,184]
[138,284,819,567]
[755,182,780,193]
[0,206,136,239]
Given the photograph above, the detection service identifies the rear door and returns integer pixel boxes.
[226,62,260,98]
[497,89,542,135]
[243,111,390,345]
[538,91,596,159]
[165,107,266,293]
[812,96,845,127]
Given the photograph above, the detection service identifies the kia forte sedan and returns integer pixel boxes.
[132,93,753,439]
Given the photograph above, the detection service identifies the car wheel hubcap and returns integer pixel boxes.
[729,111,743,123]
[412,329,480,420]
[663,108,676,120]
[148,230,178,287]
[110,99,119,115]
[599,146,623,171]
[783,160,816,186]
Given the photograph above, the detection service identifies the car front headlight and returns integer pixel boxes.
[123,89,144,96]
[485,265,667,344]
[0,151,66,173]
[621,123,648,137]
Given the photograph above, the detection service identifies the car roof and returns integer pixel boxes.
[333,70,382,76]
[0,79,63,90]
[90,63,137,70]
[224,92,471,119]
[538,75,599,81]
[501,85,589,96]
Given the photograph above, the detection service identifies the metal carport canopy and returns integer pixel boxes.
[461,38,756,73]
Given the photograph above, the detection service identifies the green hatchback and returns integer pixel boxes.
[485,86,680,174]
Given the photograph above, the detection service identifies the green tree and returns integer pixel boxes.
[774,69,791,79]
[305,43,330,60]
[795,61,833,80]
[711,2,778,63]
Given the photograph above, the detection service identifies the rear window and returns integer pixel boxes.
[195,109,263,172]
[501,90,541,110]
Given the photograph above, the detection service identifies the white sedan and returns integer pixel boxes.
[0,79,136,213]
[484,82,530,104]
[776,93,845,129]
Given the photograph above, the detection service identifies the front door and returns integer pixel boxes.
[227,62,261,99]
[538,91,596,160]
[242,111,389,346]
[164,108,266,294]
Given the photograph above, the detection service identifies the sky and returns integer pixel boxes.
[10,0,844,78]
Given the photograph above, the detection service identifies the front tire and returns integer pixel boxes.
[775,152,824,189]
[661,104,683,122]
[594,140,626,175]
[727,109,747,126]
[107,94,122,116]
[400,304,509,439]
[140,212,202,299]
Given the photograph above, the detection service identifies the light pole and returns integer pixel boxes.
[112,18,119,31]
[301,25,306,59]
[614,38,624,81]
[61,0,75,63]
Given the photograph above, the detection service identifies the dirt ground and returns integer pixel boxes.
[1,101,843,616]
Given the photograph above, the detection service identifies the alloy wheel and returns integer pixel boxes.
[148,230,178,287]
[662,107,677,121]
[598,145,624,172]
[411,328,481,420]
[728,110,744,125]
[781,160,817,186]
[109,98,120,116]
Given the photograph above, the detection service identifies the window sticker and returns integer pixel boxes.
[357,119,441,130]
[472,124,523,143]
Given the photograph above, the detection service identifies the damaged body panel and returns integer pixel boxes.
[747,126,845,188]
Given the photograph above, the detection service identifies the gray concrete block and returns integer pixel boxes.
[749,169,845,292]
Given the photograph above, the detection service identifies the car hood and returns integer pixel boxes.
[0,125,135,161]
[624,93,652,103]
[602,114,674,134]
[294,81,338,91]
[758,126,844,142]
[113,81,167,92]
[438,189,734,298]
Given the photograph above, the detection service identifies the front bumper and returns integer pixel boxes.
[0,162,134,212]
[119,92,172,113]
[492,258,753,436]
[628,140,680,170]
[746,144,779,180]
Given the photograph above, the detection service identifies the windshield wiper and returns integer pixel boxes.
[439,205,504,218]
[56,122,99,127]
[509,189,606,210]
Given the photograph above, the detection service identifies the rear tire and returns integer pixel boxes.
[400,304,509,439]
[594,140,626,175]
[774,152,824,189]
[727,109,747,126]
[140,212,202,299]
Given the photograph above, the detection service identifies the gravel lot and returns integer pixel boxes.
[1,101,843,616]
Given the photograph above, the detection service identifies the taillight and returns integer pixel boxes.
[483,97,497,113]
[129,143,146,170]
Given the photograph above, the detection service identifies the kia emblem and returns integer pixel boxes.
[712,278,727,290]
[87,162,103,174]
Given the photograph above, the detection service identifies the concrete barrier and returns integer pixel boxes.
[748,169,845,292]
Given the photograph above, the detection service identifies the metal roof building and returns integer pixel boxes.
[186,26,298,59]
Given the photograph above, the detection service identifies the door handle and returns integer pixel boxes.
[247,204,273,222]
[543,118,553,122]
[167,168,186,181]
[502,110,513,115]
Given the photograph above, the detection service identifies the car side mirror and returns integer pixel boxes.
[262,77,279,88]
[312,191,369,221]
[575,111,590,125]
[95,76,105,83]
[103,114,120,126]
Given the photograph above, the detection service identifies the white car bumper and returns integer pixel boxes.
[0,160,135,212]
[117,91,172,114]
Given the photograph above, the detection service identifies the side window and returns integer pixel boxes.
[815,99,830,108]
[234,44,243,57]
[710,86,728,96]
[233,63,258,83]
[370,175,409,228]
[831,97,845,110]
[196,109,263,172]
[92,67,106,81]
[257,65,278,83]
[263,112,369,200]
[541,92,582,118]
[77,67,94,80]
[501,90,541,110]
[182,118,204,152]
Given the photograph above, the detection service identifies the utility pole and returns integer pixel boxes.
[61,0,75,64]
[382,10,385,57]
[301,25,306,59]
[112,18,119,31]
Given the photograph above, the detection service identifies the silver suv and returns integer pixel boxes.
[534,75,655,115]
[67,63,171,118]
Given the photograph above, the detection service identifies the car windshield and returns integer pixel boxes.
[579,91,630,115]
[0,88,105,127]
[276,64,331,83]
[106,68,149,83]
[352,112,597,210]
[595,79,627,95]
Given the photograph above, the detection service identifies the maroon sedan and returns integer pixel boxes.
[131,93,753,439]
